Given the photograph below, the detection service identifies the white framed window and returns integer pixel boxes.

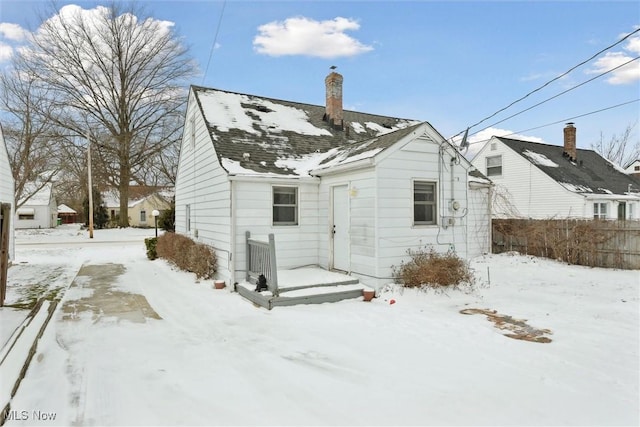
[186,204,191,231]
[629,203,635,220]
[273,186,298,226]
[18,213,34,220]
[486,155,502,177]
[593,202,607,219]
[140,210,146,222]
[413,181,437,225]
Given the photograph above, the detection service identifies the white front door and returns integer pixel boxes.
[332,185,349,271]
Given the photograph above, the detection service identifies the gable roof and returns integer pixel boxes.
[20,182,54,206]
[497,137,640,196]
[192,85,423,177]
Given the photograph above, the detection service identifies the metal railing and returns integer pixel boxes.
[246,231,279,296]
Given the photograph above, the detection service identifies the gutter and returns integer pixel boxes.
[310,157,375,177]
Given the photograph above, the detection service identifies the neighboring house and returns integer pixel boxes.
[174,71,492,290]
[624,159,640,178]
[15,182,58,229]
[128,192,172,227]
[1,124,15,280]
[471,123,640,220]
[58,204,78,224]
[103,187,172,227]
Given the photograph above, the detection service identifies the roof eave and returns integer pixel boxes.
[310,157,375,177]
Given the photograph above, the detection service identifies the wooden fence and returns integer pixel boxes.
[492,219,640,269]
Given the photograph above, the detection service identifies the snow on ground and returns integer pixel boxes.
[1,224,639,426]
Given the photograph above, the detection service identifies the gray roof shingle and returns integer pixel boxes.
[498,137,640,195]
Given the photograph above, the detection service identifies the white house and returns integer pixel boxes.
[15,182,58,229]
[1,124,15,278]
[174,71,492,290]
[471,123,640,220]
[624,159,640,178]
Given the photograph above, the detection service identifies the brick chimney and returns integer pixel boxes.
[563,122,577,162]
[325,68,343,129]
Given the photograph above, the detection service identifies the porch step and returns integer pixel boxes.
[235,267,370,309]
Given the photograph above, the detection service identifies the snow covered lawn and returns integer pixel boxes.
[1,225,638,426]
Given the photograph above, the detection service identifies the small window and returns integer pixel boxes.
[594,202,607,219]
[273,187,298,225]
[634,165,640,171]
[490,142,497,151]
[186,204,191,231]
[413,181,437,225]
[18,214,35,220]
[486,155,502,176]
[140,210,146,222]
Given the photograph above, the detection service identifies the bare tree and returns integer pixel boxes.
[18,2,196,226]
[591,122,639,168]
[0,65,65,208]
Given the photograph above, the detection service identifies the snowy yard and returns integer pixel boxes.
[1,224,638,426]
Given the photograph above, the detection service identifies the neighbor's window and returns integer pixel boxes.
[593,202,607,219]
[413,181,437,225]
[635,165,640,171]
[140,210,146,222]
[273,186,298,225]
[18,213,34,220]
[186,204,191,231]
[486,155,502,176]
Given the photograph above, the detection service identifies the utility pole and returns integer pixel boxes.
[87,132,94,239]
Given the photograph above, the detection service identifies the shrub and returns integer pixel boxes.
[393,246,474,289]
[159,198,175,232]
[144,237,158,260]
[156,232,217,279]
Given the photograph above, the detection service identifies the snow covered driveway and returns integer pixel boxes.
[3,226,639,426]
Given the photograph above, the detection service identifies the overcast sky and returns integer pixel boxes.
[0,1,638,159]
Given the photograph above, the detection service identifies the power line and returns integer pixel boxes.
[202,0,226,85]
[452,27,640,140]
[466,98,640,147]
[474,56,640,135]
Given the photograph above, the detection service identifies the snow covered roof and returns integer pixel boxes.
[57,204,77,214]
[19,182,54,206]
[498,137,640,197]
[192,85,424,177]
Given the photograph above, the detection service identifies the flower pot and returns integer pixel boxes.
[214,280,225,290]
[362,289,375,302]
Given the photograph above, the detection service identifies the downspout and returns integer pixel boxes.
[488,184,493,254]
[230,179,237,290]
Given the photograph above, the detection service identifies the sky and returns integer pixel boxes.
[2,224,639,425]
[0,1,638,159]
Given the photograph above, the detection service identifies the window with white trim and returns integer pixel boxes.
[140,210,146,222]
[273,186,298,225]
[593,202,607,219]
[186,204,191,231]
[486,155,502,177]
[413,181,437,225]
[18,213,34,220]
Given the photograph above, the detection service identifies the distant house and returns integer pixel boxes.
[174,71,492,290]
[57,204,78,224]
[471,123,640,220]
[624,159,640,178]
[1,125,15,303]
[15,182,58,229]
[103,186,172,227]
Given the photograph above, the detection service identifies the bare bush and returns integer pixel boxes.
[156,233,217,279]
[393,246,475,289]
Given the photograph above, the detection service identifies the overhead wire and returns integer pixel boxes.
[450,27,640,141]
[465,98,640,147]
[474,55,640,135]
[202,0,226,85]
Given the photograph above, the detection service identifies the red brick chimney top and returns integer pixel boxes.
[563,122,577,162]
[325,69,343,130]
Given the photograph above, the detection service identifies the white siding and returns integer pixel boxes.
[233,179,321,280]
[373,135,470,288]
[175,90,233,284]
[318,168,377,276]
[472,138,586,219]
[0,127,14,260]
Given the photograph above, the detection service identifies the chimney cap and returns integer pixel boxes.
[565,122,575,127]
[330,65,337,70]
